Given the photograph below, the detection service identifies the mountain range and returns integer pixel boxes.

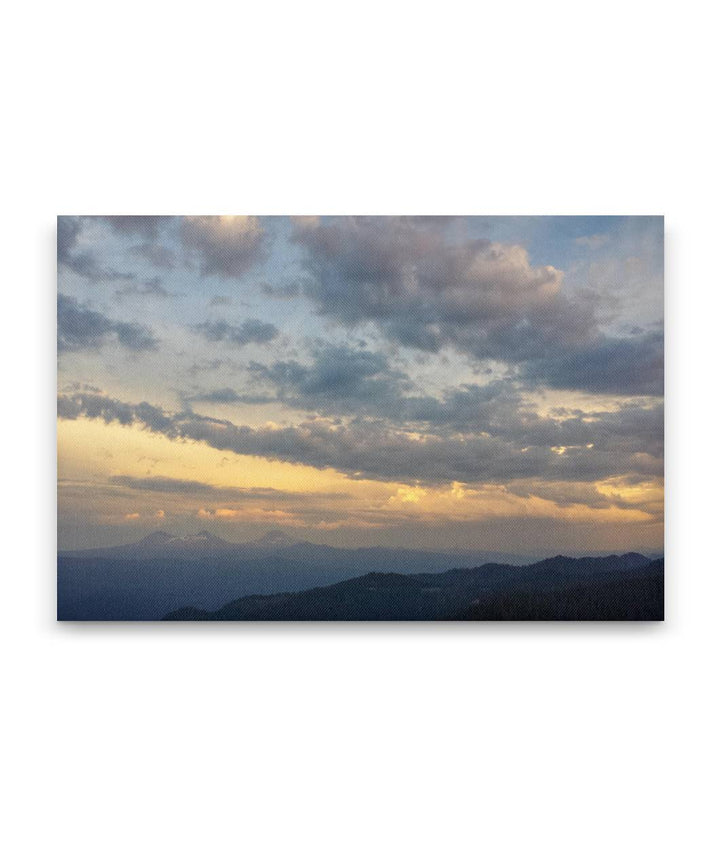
[60,529,536,563]
[57,530,537,620]
[163,553,662,621]
[57,531,663,621]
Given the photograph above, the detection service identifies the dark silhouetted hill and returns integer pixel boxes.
[163,555,663,622]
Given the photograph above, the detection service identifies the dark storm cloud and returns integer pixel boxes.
[195,319,279,347]
[290,217,658,395]
[57,294,159,353]
[57,391,663,486]
[182,216,268,278]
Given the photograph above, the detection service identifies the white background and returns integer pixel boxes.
[2,2,718,854]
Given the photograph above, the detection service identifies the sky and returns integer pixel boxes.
[57,215,664,554]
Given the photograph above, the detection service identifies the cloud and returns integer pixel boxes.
[98,216,174,238]
[574,233,610,249]
[60,215,267,284]
[115,277,172,299]
[292,216,586,354]
[504,479,643,511]
[182,216,267,278]
[261,281,301,298]
[188,388,276,405]
[57,294,159,353]
[108,473,347,502]
[58,391,663,487]
[129,242,177,270]
[198,507,300,523]
[110,474,235,494]
[57,216,83,263]
[58,217,106,280]
[290,217,659,395]
[58,216,150,283]
[522,330,664,396]
[61,382,102,394]
[194,319,279,347]
[248,344,412,409]
[245,343,530,430]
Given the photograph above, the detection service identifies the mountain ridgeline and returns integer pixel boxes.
[57,530,536,620]
[164,553,663,621]
[57,531,663,621]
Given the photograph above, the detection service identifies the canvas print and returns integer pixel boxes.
[57,216,664,621]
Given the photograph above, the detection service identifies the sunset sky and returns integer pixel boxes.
[57,216,663,554]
